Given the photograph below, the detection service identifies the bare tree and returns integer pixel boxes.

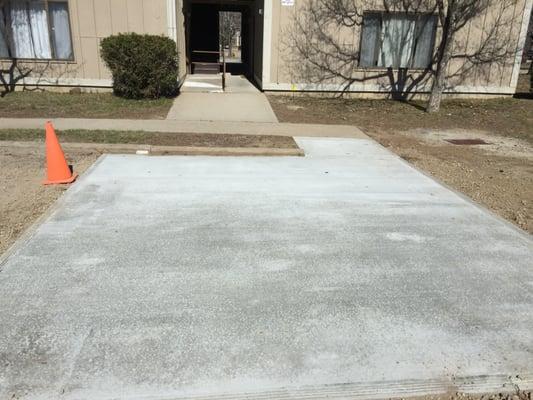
[427,0,520,112]
[219,12,241,58]
[286,0,523,112]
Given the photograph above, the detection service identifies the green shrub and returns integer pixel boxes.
[100,33,179,99]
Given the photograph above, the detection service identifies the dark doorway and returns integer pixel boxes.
[185,0,263,84]
[189,4,220,74]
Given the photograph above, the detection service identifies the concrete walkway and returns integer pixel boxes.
[1,137,532,400]
[179,74,260,94]
[0,117,366,137]
[166,75,279,123]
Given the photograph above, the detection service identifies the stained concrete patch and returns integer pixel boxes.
[0,138,532,400]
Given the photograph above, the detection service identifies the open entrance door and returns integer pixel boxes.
[184,0,264,87]
[219,11,243,73]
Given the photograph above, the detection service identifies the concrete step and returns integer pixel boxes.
[192,62,220,74]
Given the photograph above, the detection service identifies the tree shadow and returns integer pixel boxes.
[281,0,522,112]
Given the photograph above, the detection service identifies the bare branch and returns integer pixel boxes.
[284,0,522,111]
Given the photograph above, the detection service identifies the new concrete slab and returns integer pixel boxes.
[0,138,532,400]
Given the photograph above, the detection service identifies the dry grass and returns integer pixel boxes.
[0,91,173,119]
[0,129,298,149]
[268,76,533,145]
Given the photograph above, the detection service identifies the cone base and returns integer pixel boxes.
[43,173,78,185]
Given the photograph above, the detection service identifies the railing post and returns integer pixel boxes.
[222,48,226,91]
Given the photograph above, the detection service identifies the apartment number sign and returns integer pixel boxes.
[281,0,294,6]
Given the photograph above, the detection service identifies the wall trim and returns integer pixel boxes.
[167,0,178,42]
[262,82,516,95]
[253,73,263,88]
[178,73,187,88]
[262,0,273,88]
[16,76,516,95]
[21,77,113,88]
[511,0,533,90]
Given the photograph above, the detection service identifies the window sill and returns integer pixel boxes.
[0,58,76,64]
[357,67,433,72]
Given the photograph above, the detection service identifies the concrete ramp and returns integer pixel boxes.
[167,75,278,123]
[0,138,532,399]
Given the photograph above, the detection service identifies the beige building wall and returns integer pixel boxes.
[3,0,172,88]
[3,0,531,95]
[262,0,533,96]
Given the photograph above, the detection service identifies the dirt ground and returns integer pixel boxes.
[0,145,100,256]
[408,390,532,400]
[268,95,533,234]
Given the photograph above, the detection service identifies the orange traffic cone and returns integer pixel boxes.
[43,121,78,185]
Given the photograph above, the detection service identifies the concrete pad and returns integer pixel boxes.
[1,138,532,400]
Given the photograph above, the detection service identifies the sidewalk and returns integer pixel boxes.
[166,75,279,123]
[0,118,368,138]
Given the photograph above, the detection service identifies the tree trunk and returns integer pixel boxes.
[426,5,455,113]
[426,54,449,113]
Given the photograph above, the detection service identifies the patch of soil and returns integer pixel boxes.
[0,146,100,256]
[410,390,532,400]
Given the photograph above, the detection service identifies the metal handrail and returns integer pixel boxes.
[192,50,220,54]
[192,49,226,91]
